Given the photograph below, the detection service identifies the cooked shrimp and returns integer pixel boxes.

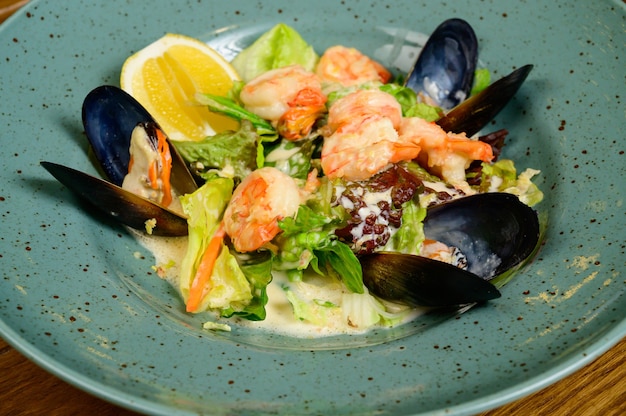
[223,167,302,252]
[321,90,420,181]
[239,65,327,140]
[398,117,494,193]
[327,88,402,132]
[316,45,392,88]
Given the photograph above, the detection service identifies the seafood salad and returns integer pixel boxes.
[46,22,545,336]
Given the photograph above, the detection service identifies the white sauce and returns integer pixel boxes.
[132,230,423,338]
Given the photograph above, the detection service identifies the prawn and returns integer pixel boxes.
[398,117,494,193]
[316,45,392,89]
[321,89,420,181]
[223,167,303,252]
[239,65,327,140]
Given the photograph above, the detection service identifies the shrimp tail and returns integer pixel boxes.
[278,87,327,140]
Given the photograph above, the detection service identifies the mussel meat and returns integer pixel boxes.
[360,192,540,307]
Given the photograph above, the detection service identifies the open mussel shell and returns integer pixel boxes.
[405,18,478,110]
[360,253,501,307]
[423,192,540,279]
[82,85,197,194]
[41,161,189,236]
[436,64,533,136]
[361,192,540,307]
[41,85,199,236]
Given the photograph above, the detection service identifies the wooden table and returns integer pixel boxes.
[1,2,625,415]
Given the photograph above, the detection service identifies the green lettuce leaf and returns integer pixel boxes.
[480,159,544,206]
[179,178,245,313]
[172,120,260,181]
[222,250,273,321]
[276,205,363,293]
[195,93,276,138]
[264,137,315,180]
[383,198,426,255]
[470,68,491,96]
[379,83,443,120]
[282,283,339,326]
[231,23,319,83]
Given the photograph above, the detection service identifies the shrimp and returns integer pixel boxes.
[398,117,494,193]
[239,65,327,140]
[316,45,392,89]
[223,167,302,252]
[321,90,420,181]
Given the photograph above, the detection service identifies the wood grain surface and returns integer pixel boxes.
[1,2,624,415]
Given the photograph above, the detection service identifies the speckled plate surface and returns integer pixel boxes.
[1,1,625,415]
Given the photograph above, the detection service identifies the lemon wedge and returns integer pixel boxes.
[121,33,240,141]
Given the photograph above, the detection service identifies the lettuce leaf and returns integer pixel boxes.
[470,68,491,96]
[480,159,544,206]
[172,120,260,181]
[195,93,276,138]
[222,250,273,321]
[379,83,443,120]
[179,178,249,314]
[276,205,363,293]
[383,198,426,255]
[264,137,315,180]
[282,283,339,326]
[231,23,319,83]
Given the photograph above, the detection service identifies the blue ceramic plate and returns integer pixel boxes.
[1,1,624,414]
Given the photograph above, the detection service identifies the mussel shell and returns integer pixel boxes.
[423,192,540,279]
[82,85,198,194]
[405,18,478,110]
[82,85,153,186]
[360,253,501,307]
[41,161,189,236]
[436,64,533,136]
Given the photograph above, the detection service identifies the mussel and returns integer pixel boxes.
[406,18,532,135]
[42,85,197,236]
[360,193,540,307]
[405,18,478,110]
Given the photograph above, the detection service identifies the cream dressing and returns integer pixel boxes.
[132,230,423,338]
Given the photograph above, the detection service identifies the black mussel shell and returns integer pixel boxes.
[360,253,501,307]
[423,192,540,279]
[82,85,153,186]
[405,18,478,110]
[82,85,197,194]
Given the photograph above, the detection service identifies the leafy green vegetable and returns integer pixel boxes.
[275,205,363,293]
[379,83,443,121]
[480,159,544,206]
[231,23,319,83]
[264,137,315,180]
[282,284,339,326]
[378,83,417,114]
[222,250,274,321]
[179,178,247,313]
[341,289,408,328]
[195,93,277,138]
[172,120,259,181]
[383,198,426,255]
[470,68,491,96]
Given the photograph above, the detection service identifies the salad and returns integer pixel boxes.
[124,24,543,334]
